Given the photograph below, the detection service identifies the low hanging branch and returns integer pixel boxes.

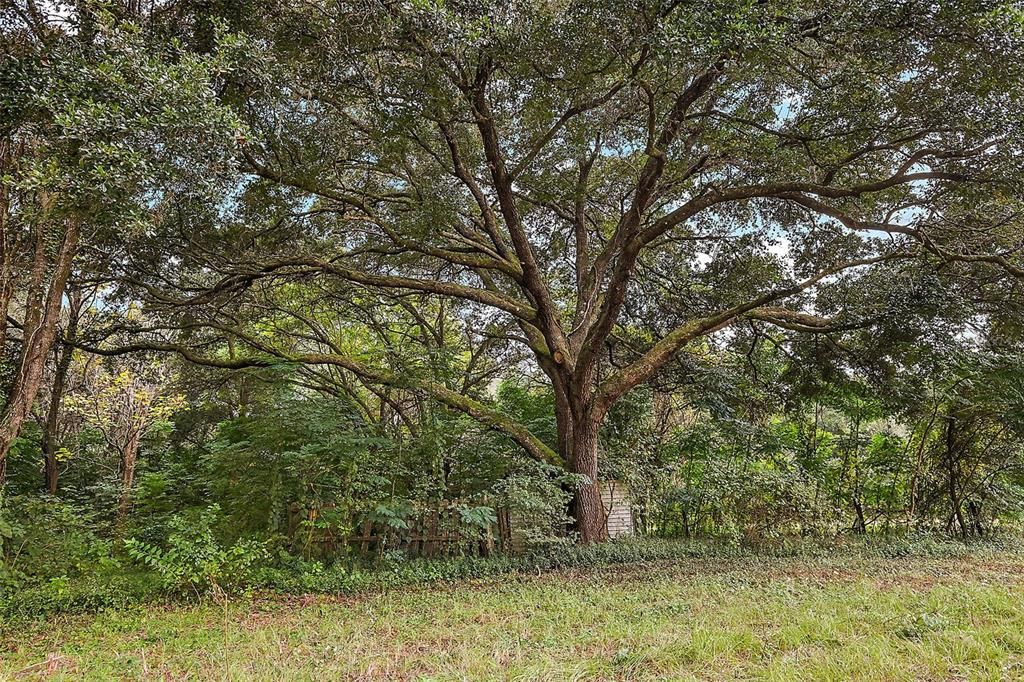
[69,337,561,467]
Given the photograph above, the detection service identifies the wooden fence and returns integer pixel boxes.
[287,501,514,559]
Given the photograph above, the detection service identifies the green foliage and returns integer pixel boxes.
[456,504,498,530]
[1,528,1017,620]
[124,505,266,597]
[1,571,161,620]
[0,497,118,597]
[4,0,1024,633]
[7,551,1024,679]
[488,458,576,548]
[253,533,1022,599]
[202,394,394,549]
[17,14,244,221]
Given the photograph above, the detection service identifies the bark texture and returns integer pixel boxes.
[0,218,79,484]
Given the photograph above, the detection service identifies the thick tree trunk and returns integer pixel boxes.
[0,218,79,484]
[569,414,606,543]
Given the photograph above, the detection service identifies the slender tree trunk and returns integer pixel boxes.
[0,138,15,355]
[851,496,867,534]
[850,416,864,533]
[41,374,63,495]
[944,415,967,537]
[118,432,142,521]
[0,269,12,357]
[41,288,80,494]
[966,499,983,536]
[0,217,79,484]
[908,408,938,527]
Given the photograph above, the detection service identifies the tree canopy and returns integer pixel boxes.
[2,0,1024,544]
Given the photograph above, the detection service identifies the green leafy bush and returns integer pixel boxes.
[1,571,161,620]
[124,505,267,597]
[0,496,119,599]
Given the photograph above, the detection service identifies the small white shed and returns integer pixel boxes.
[601,479,634,538]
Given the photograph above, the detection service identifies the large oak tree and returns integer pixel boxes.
[108,0,1024,541]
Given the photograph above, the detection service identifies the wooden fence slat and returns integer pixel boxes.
[297,500,514,559]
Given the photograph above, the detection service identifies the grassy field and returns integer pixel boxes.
[2,553,1024,681]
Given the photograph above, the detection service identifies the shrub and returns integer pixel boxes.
[1,571,161,620]
[0,496,118,599]
[124,504,267,597]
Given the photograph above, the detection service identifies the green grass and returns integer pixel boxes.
[3,553,1024,680]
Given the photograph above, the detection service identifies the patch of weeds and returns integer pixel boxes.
[896,611,950,640]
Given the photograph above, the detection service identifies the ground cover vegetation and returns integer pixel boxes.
[4,547,1024,680]
[1,0,1024,624]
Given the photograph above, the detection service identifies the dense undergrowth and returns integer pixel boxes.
[3,532,1020,622]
